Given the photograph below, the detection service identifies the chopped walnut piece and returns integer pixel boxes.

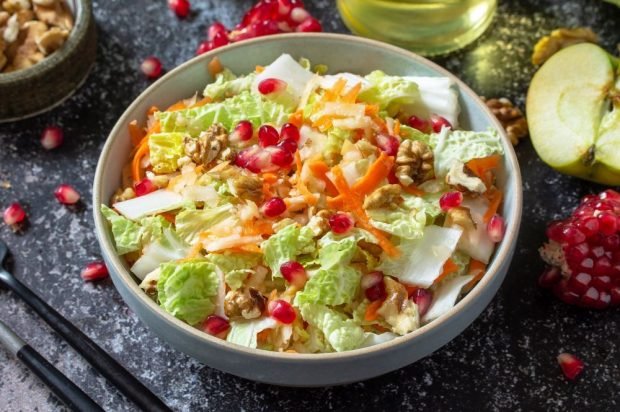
[377,277,419,335]
[395,139,434,187]
[33,0,73,31]
[307,209,331,237]
[2,0,31,13]
[111,187,136,204]
[232,174,263,203]
[36,25,67,54]
[224,287,267,320]
[446,161,486,194]
[5,20,46,72]
[184,123,230,165]
[363,184,402,210]
[532,27,599,66]
[0,11,10,26]
[444,206,476,233]
[483,97,529,145]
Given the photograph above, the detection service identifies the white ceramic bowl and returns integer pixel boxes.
[93,33,522,386]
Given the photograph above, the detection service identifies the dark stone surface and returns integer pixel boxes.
[1,0,619,411]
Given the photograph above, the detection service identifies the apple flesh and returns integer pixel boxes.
[526,43,620,185]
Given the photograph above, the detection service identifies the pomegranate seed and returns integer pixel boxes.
[234,146,258,168]
[203,315,230,336]
[40,126,64,150]
[211,31,230,48]
[538,266,561,288]
[258,78,287,95]
[296,17,322,32]
[602,234,619,251]
[207,22,227,40]
[430,115,452,133]
[251,149,277,173]
[412,288,433,317]
[269,299,296,324]
[407,115,431,133]
[280,123,300,142]
[280,261,307,287]
[54,184,81,205]
[575,217,599,238]
[610,287,620,305]
[487,214,505,243]
[80,261,109,282]
[439,191,463,211]
[262,197,286,217]
[196,41,213,55]
[593,257,612,276]
[557,353,584,380]
[133,178,156,197]
[3,202,26,226]
[141,56,163,79]
[329,213,353,234]
[567,272,591,295]
[168,0,190,18]
[270,146,293,167]
[387,169,399,184]
[546,221,564,243]
[361,272,387,301]
[230,120,254,142]
[278,139,298,154]
[597,212,617,235]
[375,134,399,156]
[290,7,309,23]
[561,225,586,245]
[565,243,589,264]
[258,125,279,147]
[580,286,600,307]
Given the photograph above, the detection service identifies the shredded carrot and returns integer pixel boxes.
[483,188,503,223]
[262,182,273,199]
[237,244,264,254]
[131,119,161,182]
[255,65,265,73]
[364,300,383,322]
[434,258,459,285]
[208,57,224,77]
[342,82,362,104]
[294,151,318,205]
[189,97,212,108]
[404,284,418,297]
[308,158,338,196]
[257,328,272,343]
[289,109,304,128]
[373,324,388,333]
[330,166,400,257]
[131,138,150,183]
[166,100,187,112]
[401,185,425,197]
[466,154,501,188]
[364,104,379,116]
[262,173,278,184]
[128,120,145,147]
[195,165,205,174]
[465,259,487,290]
[370,114,388,133]
[312,115,333,132]
[147,106,159,117]
[158,212,176,224]
[393,119,401,137]
[351,152,394,196]
[324,78,347,101]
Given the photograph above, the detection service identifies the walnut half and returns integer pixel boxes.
[395,139,434,187]
[483,97,528,146]
[224,287,267,320]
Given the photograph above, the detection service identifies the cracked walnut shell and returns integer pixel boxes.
[532,27,598,66]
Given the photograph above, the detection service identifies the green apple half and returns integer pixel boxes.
[526,43,620,185]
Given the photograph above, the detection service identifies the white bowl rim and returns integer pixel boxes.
[93,32,523,362]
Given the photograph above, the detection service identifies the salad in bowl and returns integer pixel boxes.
[101,54,505,354]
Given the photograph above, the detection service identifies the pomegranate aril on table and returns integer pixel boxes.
[557,353,584,380]
[3,203,26,226]
[40,126,64,150]
[539,190,620,308]
[140,56,163,79]
[168,0,191,18]
[54,184,81,205]
[81,261,109,282]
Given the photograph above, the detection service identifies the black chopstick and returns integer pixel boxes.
[0,269,172,412]
[0,319,103,412]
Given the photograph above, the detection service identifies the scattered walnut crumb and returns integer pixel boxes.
[532,27,599,66]
[483,97,529,146]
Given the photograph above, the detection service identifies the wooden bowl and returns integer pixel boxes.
[0,0,96,122]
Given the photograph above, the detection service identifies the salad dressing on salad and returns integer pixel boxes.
[102,54,506,353]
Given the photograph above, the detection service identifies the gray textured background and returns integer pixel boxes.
[1,0,619,411]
